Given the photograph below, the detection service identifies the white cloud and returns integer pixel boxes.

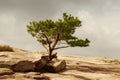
[0,13,16,25]
[0,13,17,37]
[76,10,99,40]
[0,40,9,45]
[72,10,120,59]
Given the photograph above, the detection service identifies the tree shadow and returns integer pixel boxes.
[0,75,15,79]
[66,61,120,74]
[59,73,91,80]
[34,76,50,80]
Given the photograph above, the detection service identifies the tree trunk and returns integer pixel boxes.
[48,49,53,60]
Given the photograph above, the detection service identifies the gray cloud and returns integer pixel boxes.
[0,0,120,59]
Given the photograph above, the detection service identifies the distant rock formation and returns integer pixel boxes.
[0,45,13,52]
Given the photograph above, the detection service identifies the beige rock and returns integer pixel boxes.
[0,45,13,52]
[44,59,66,73]
[12,61,35,72]
[34,56,49,71]
[24,72,50,80]
[0,68,14,75]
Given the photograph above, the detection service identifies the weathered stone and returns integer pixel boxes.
[44,60,66,73]
[24,72,50,80]
[51,52,57,59]
[0,45,13,52]
[0,61,17,69]
[0,68,14,75]
[12,61,35,72]
[34,56,49,72]
[42,52,57,60]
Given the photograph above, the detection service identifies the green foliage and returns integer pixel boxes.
[67,39,90,47]
[27,13,90,52]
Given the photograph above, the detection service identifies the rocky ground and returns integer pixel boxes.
[0,46,120,80]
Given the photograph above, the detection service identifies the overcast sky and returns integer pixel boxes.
[0,0,120,59]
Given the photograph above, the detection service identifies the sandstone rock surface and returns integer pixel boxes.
[12,61,35,72]
[0,68,14,75]
[0,45,120,80]
[44,59,66,72]
[34,56,49,71]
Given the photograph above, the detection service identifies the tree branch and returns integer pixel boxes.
[54,46,70,50]
[42,33,51,50]
[51,34,59,50]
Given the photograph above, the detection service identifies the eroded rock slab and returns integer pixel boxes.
[0,68,14,75]
[0,51,42,69]
[44,59,66,73]
[34,56,49,72]
[12,61,35,72]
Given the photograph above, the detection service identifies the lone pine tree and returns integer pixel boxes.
[27,13,90,60]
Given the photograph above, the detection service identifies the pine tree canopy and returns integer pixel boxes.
[27,13,90,52]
